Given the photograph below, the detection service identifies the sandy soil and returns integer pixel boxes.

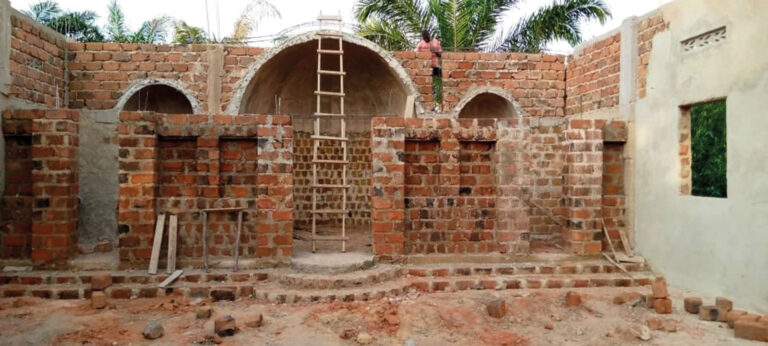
[0,286,757,345]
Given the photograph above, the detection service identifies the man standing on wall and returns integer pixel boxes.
[416,30,443,113]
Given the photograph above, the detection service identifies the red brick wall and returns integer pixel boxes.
[565,33,620,115]
[561,119,604,255]
[394,52,566,116]
[117,112,293,266]
[372,117,530,260]
[403,140,441,254]
[529,124,566,243]
[8,13,67,107]
[637,13,668,99]
[1,136,33,259]
[0,109,79,268]
[293,130,371,228]
[67,43,208,110]
[220,46,264,113]
[602,142,626,244]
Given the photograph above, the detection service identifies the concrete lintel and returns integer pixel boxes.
[619,16,639,121]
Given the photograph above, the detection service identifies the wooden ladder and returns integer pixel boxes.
[312,14,349,252]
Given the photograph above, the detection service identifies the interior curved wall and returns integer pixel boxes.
[240,39,408,119]
[240,39,410,253]
[458,93,516,118]
[123,85,194,114]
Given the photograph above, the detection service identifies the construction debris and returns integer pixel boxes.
[245,313,264,328]
[486,298,507,318]
[196,307,212,320]
[564,291,581,307]
[142,321,164,340]
[356,332,374,345]
[91,291,106,309]
[90,274,112,291]
[630,324,652,341]
[683,297,702,314]
[214,315,237,337]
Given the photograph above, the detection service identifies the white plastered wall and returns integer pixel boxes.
[633,0,768,312]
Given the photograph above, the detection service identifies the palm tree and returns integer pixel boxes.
[22,0,104,42]
[355,0,610,52]
[222,0,282,44]
[172,21,208,44]
[105,0,170,44]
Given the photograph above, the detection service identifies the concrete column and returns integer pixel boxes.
[619,16,639,121]
[0,0,10,196]
[207,45,224,115]
[618,16,639,249]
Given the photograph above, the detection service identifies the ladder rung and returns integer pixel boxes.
[317,49,344,55]
[314,112,345,117]
[317,15,343,21]
[310,209,346,214]
[311,135,347,141]
[317,31,343,37]
[312,159,349,164]
[312,184,351,189]
[312,236,350,241]
[315,91,345,97]
[318,70,346,76]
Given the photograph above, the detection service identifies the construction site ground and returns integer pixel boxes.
[0,286,756,345]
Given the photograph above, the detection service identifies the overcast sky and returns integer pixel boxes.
[10,0,672,53]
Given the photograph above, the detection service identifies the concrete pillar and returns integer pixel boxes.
[618,16,639,249]
[0,0,11,196]
[207,45,224,115]
[619,16,638,121]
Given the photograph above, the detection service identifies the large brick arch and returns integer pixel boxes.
[226,31,423,116]
[114,78,203,114]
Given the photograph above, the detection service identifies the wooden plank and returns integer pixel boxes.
[148,213,165,275]
[404,95,415,118]
[201,207,246,212]
[202,211,209,272]
[166,214,178,273]
[602,252,634,279]
[158,269,183,288]
[233,211,243,272]
[601,220,619,261]
[618,228,635,257]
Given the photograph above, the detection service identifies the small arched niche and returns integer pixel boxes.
[457,92,516,118]
[122,84,194,114]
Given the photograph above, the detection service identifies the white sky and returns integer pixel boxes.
[10,0,672,53]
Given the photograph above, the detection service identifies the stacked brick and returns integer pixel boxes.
[372,117,531,260]
[637,12,668,99]
[394,52,565,116]
[67,43,210,110]
[565,33,621,115]
[560,119,604,255]
[8,12,67,107]
[602,142,626,244]
[117,112,293,266]
[528,123,566,243]
[0,109,79,268]
[220,46,265,113]
[293,130,371,228]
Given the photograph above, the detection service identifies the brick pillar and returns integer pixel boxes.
[28,110,79,268]
[371,117,405,261]
[495,118,531,253]
[117,111,158,264]
[255,115,293,260]
[561,119,604,255]
[437,123,459,253]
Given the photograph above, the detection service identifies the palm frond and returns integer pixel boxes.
[358,18,413,51]
[173,21,208,44]
[226,0,281,43]
[106,0,130,42]
[495,0,610,52]
[131,16,170,43]
[23,1,61,24]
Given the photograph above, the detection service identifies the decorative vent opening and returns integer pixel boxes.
[681,27,726,53]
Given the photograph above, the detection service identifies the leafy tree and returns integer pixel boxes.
[354,0,610,52]
[222,0,282,44]
[172,21,208,44]
[690,101,727,198]
[22,0,104,42]
[105,0,170,44]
